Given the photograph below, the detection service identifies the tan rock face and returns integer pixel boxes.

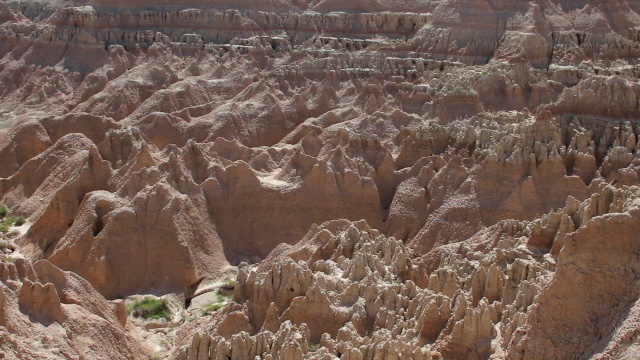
[0,259,144,359]
[177,187,640,359]
[510,188,640,359]
[1,0,640,358]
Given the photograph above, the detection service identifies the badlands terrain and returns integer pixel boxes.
[1,0,640,358]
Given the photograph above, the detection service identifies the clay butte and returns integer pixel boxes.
[1,0,640,358]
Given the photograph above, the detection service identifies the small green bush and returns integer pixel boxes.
[0,205,7,218]
[201,302,226,316]
[309,343,321,351]
[201,294,230,316]
[0,217,22,233]
[221,278,236,290]
[129,298,170,320]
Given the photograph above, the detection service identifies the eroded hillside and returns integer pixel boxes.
[1,0,640,358]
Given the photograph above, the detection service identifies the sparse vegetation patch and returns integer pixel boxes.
[127,298,170,320]
[201,294,229,316]
[0,216,23,233]
[221,278,236,290]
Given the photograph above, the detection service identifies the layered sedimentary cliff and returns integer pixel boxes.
[1,0,640,358]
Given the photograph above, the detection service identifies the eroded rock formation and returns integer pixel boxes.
[0,259,144,358]
[1,0,640,358]
[176,186,640,359]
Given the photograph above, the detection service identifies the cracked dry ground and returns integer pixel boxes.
[2,0,640,359]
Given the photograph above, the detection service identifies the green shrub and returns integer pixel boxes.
[201,294,230,316]
[0,205,7,218]
[129,298,170,320]
[0,217,22,233]
[309,343,321,351]
[221,278,236,290]
[201,302,226,316]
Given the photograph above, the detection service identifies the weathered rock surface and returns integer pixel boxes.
[1,0,640,358]
[176,186,640,359]
[0,259,145,359]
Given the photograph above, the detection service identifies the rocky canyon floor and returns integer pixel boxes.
[1,0,640,359]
